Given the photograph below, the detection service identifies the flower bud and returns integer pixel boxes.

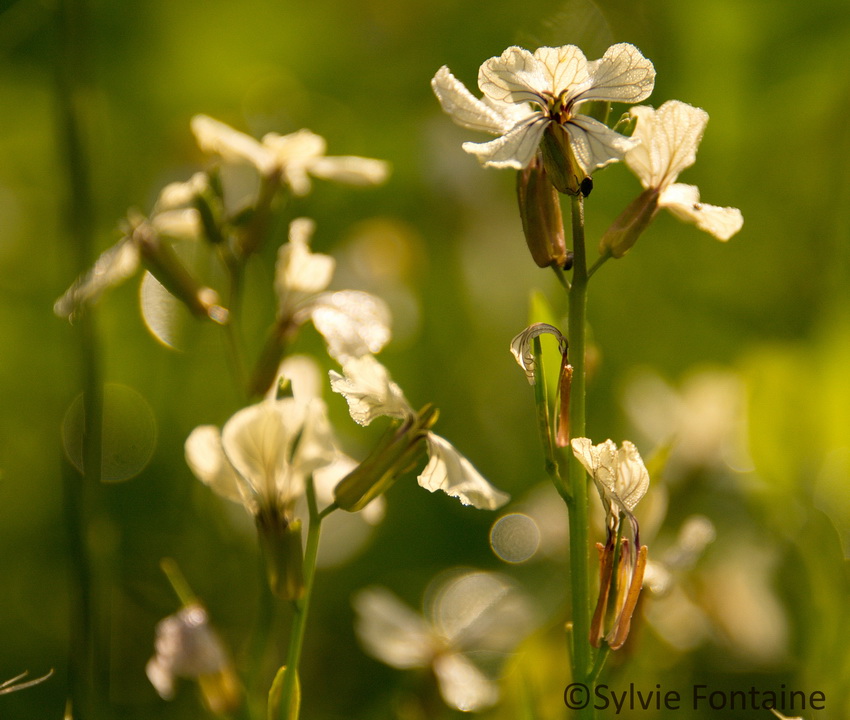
[516,157,568,268]
[540,124,583,196]
[256,512,305,600]
[598,189,659,259]
[333,405,438,511]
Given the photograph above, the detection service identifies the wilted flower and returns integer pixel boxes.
[353,571,535,712]
[571,437,650,649]
[329,355,509,510]
[190,115,390,196]
[146,604,240,714]
[433,44,654,192]
[600,100,743,257]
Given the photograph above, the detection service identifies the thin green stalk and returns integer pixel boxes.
[531,337,568,500]
[278,478,325,719]
[566,194,595,717]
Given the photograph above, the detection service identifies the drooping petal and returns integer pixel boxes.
[433,653,500,712]
[627,101,709,189]
[462,115,548,169]
[614,441,651,512]
[576,43,655,105]
[190,115,276,175]
[418,434,509,510]
[352,587,436,669]
[310,290,392,363]
[185,425,247,508]
[659,183,744,240]
[532,45,591,98]
[509,322,567,384]
[478,46,549,105]
[432,66,523,135]
[329,355,412,426]
[565,115,639,175]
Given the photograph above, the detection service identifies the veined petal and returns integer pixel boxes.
[329,355,412,425]
[310,290,392,363]
[352,587,436,668]
[628,101,709,189]
[432,65,522,135]
[570,437,649,513]
[308,156,390,186]
[478,46,549,105]
[614,441,650,512]
[462,115,548,169]
[418,434,509,510]
[185,425,247,508]
[433,653,499,712]
[532,45,591,98]
[566,115,638,174]
[509,322,567,384]
[659,183,744,240]
[576,43,655,105]
[190,115,276,175]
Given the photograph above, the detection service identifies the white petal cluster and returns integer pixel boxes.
[190,115,390,196]
[432,43,655,173]
[625,101,743,240]
[330,356,509,510]
[275,220,391,364]
[571,438,649,519]
[353,571,534,712]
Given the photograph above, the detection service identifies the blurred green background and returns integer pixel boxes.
[2,0,850,717]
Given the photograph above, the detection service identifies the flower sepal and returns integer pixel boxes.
[333,405,439,512]
[540,124,583,196]
[256,511,305,600]
[598,188,660,258]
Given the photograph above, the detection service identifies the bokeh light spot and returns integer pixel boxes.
[489,513,540,564]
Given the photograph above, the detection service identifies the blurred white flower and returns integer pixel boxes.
[433,43,654,174]
[274,219,392,365]
[330,356,509,509]
[146,604,240,714]
[625,101,743,240]
[190,115,390,196]
[353,571,535,712]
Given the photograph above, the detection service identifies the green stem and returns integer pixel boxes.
[566,194,595,717]
[278,479,324,719]
[531,337,568,501]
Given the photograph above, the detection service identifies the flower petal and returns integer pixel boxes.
[627,101,709,189]
[532,45,591,98]
[462,115,548,169]
[308,156,390,186]
[352,587,436,668]
[509,322,567,384]
[329,355,412,426]
[432,65,522,135]
[433,653,499,712]
[275,218,335,316]
[190,115,276,175]
[478,46,549,104]
[185,425,247,508]
[570,437,649,513]
[659,183,744,240]
[566,115,639,174]
[576,43,655,105]
[418,434,509,510]
[310,290,392,363]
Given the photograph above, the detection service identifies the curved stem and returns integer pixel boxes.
[566,194,595,717]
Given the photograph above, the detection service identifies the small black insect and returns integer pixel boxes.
[579,176,593,198]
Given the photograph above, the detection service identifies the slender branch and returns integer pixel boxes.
[531,337,568,501]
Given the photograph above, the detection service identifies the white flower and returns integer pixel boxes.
[190,115,390,196]
[330,356,510,509]
[146,604,239,714]
[570,437,649,521]
[625,101,743,240]
[353,571,534,712]
[275,219,392,364]
[433,43,655,173]
[185,394,337,518]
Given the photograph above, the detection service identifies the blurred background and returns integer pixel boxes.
[2,0,850,717]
